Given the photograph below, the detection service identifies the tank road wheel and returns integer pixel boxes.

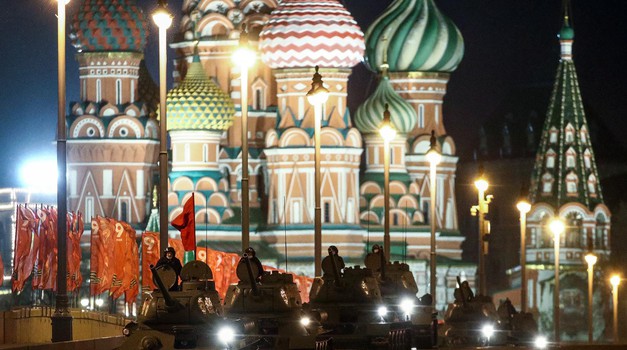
[388,328,412,350]
[315,337,334,350]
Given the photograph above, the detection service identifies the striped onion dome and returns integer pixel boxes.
[354,75,417,134]
[364,0,464,73]
[258,0,365,69]
[165,56,235,131]
[70,0,148,52]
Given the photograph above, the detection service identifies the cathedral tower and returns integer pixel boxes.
[67,0,159,225]
[259,0,366,261]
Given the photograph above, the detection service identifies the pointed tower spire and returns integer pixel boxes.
[529,1,604,210]
[559,0,575,61]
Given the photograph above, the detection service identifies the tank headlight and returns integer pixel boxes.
[400,298,414,316]
[217,326,236,345]
[481,324,495,339]
[534,335,548,349]
[377,306,388,318]
[122,327,131,336]
[300,316,311,327]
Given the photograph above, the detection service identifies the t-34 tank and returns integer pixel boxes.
[307,247,415,350]
[223,251,315,349]
[365,247,436,348]
[120,260,225,349]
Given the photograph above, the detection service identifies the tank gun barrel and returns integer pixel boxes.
[150,265,183,312]
[242,253,260,296]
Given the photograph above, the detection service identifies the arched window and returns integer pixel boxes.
[565,123,575,143]
[595,215,605,249]
[542,173,554,193]
[546,149,556,168]
[566,147,576,168]
[584,149,592,169]
[393,213,399,226]
[324,202,331,223]
[565,213,582,248]
[423,201,430,224]
[130,80,135,103]
[566,172,578,195]
[580,126,588,143]
[587,174,597,197]
[255,89,262,110]
[418,104,425,128]
[96,79,102,102]
[116,79,122,104]
[185,144,191,162]
[298,97,305,120]
[549,127,558,144]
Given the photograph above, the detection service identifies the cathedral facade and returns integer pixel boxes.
[66,0,474,310]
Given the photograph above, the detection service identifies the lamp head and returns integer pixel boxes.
[584,253,597,266]
[549,218,565,237]
[611,275,621,288]
[516,200,531,214]
[474,178,488,192]
[232,24,256,68]
[379,103,397,142]
[153,2,173,29]
[306,66,329,105]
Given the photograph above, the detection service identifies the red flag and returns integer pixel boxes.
[109,221,127,298]
[141,231,160,291]
[66,212,84,292]
[90,216,114,295]
[124,224,139,306]
[171,193,196,251]
[12,205,37,292]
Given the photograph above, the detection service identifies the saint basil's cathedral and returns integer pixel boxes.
[64,0,612,324]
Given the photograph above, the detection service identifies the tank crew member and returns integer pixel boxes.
[322,245,345,282]
[244,247,264,282]
[155,247,183,290]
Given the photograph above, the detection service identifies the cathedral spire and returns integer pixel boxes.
[529,1,603,210]
[559,0,574,61]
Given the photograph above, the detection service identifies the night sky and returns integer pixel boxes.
[1,0,626,189]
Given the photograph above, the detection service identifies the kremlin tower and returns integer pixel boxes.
[500,6,611,340]
[67,0,159,225]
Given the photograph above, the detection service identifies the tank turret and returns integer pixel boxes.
[307,248,419,349]
[120,260,225,349]
[223,250,315,349]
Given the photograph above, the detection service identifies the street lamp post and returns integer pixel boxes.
[611,275,621,343]
[516,199,531,313]
[153,0,173,254]
[472,171,491,296]
[584,253,597,343]
[232,26,255,251]
[549,218,565,343]
[306,66,329,277]
[379,104,397,262]
[426,131,441,304]
[52,0,72,342]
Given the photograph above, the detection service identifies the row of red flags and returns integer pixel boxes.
[12,201,313,303]
[12,205,83,293]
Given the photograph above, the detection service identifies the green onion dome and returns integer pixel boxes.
[354,75,417,134]
[70,0,148,52]
[166,57,235,131]
[559,23,574,40]
[364,0,464,73]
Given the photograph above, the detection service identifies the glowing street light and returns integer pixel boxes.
[153,0,173,253]
[232,25,256,251]
[471,168,491,296]
[52,0,72,342]
[516,199,531,313]
[426,131,441,305]
[611,274,621,343]
[549,217,565,343]
[307,66,329,277]
[379,104,396,261]
[584,253,597,342]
